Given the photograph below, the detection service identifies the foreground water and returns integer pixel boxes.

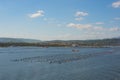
[0,47,120,80]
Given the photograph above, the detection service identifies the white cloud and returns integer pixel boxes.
[29,10,44,18]
[109,27,120,31]
[93,26,104,30]
[74,11,88,21]
[75,17,84,21]
[94,26,120,32]
[67,23,120,32]
[75,11,88,17]
[112,0,120,8]
[114,17,120,20]
[66,23,120,40]
[67,23,92,29]
[95,22,104,25]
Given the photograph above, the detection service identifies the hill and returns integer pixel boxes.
[0,37,120,47]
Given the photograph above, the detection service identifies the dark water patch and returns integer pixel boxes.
[11,50,116,64]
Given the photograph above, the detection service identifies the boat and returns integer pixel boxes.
[72,49,79,52]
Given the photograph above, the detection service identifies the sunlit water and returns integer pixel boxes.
[0,47,120,80]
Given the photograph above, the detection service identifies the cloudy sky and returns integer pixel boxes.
[0,0,120,40]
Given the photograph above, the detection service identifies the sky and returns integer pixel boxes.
[0,0,120,40]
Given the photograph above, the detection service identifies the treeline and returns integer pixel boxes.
[0,42,69,47]
[0,38,120,47]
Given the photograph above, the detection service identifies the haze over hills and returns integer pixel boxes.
[0,37,120,43]
[0,38,41,43]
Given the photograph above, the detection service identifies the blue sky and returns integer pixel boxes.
[0,0,120,40]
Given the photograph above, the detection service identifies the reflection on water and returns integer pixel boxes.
[0,47,120,80]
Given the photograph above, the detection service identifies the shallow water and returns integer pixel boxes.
[0,47,120,80]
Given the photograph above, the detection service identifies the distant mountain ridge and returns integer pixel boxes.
[0,38,41,43]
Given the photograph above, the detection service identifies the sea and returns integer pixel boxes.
[0,47,120,80]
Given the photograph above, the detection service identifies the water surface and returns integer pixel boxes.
[0,47,120,80]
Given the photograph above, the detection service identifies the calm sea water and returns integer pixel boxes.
[0,47,120,80]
